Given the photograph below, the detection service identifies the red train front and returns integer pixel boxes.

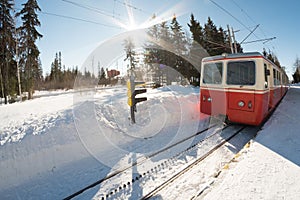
[200,52,288,126]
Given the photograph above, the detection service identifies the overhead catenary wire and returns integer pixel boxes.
[114,0,149,14]
[242,37,276,44]
[209,0,276,48]
[240,24,260,44]
[230,0,278,54]
[230,0,257,25]
[14,4,122,29]
[39,11,122,29]
[231,0,268,39]
[60,0,152,29]
[61,0,121,19]
[208,0,253,33]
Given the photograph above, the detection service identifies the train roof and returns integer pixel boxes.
[202,52,263,62]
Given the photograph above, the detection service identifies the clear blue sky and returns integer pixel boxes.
[17,0,300,79]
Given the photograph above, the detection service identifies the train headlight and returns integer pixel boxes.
[248,101,252,109]
[207,97,212,102]
[238,101,245,107]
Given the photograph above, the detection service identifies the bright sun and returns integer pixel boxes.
[111,0,188,31]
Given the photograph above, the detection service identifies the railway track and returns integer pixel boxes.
[140,125,247,200]
[63,119,223,200]
[64,121,253,200]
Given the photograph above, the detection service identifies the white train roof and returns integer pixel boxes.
[202,52,263,62]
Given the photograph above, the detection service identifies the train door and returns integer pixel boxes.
[280,72,283,97]
[264,63,271,111]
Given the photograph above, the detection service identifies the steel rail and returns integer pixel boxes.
[141,125,246,200]
[63,121,220,200]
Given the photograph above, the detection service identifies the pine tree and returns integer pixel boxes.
[216,27,229,54]
[170,15,193,84]
[203,17,220,55]
[266,50,281,67]
[97,62,101,80]
[49,52,66,88]
[188,14,204,46]
[0,0,16,104]
[34,57,43,89]
[100,67,106,80]
[97,61,106,86]
[187,14,209,85]
[144,15,164,85]
[292,57,300,83]
[16,0,42,99]
[58,51,63,81]
[123,37,137,71]
[262,48,268,57]
[158,21,173,84]
[144,15,160,64]
[50,52,58,82]
[170,16,187,56]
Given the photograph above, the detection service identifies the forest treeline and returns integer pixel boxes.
[1,0,296,104]
[1,0,42,104]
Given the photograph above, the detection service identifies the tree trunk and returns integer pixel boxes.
[28,89,33,100]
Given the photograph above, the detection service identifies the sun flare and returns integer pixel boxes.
[111,0,189,31]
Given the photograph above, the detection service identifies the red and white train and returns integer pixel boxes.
[200,52,289,126]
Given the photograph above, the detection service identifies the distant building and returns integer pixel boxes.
[107,69,120,78]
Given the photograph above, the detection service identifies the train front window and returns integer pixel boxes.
[227,61,255,85]
[203,62,223,84]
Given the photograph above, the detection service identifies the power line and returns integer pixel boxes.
[114,0,149,14]
[206,39,231,49]
[61,0,121,19]
[231,0,268,38]
[209,0,253,33]
[230,0,277,52]
[40,11,122,29]
[14,6,122,29]
[231,0,257,25]
[242,37,276,44]
[61,0,152,30]
[240,24,260,44]
[209,0,277,50]
[231,0,276,56]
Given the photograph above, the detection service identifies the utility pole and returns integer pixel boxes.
[92,56,95,78]
[231,27,238,53]
[227,25,234,54]
[0,67,4,101]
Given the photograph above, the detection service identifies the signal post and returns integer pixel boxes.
[127,76,147,123]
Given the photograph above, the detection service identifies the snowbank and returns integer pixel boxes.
[0,85,208,199]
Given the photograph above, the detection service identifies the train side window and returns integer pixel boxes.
[203,62,223,84]
[264,64,269,88]
[273,69,277,85]
[276,71,279,85]
[227,61,255,85]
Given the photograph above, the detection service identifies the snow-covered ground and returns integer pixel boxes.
[1,84,300,200]
[0,85,208,199]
